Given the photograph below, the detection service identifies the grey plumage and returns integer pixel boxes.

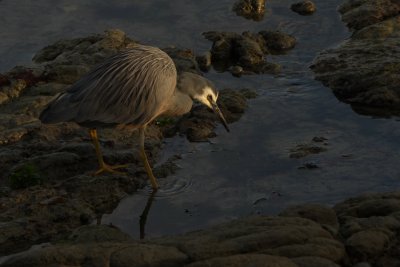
[40,45,176,127]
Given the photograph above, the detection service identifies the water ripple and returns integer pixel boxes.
[138,175,193,199]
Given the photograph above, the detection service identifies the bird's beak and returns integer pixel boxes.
[207,96,230,132]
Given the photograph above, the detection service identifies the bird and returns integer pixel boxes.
[39,44,229,190]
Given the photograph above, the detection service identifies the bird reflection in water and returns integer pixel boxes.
[139,190,156,239]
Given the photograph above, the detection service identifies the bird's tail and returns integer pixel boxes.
[39,93,79,124]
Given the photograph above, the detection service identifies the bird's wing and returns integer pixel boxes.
[41,45,177,126]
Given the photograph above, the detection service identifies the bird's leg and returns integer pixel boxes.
[139,127,159,190]
[89,129,128,175]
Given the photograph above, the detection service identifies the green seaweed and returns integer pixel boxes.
[9,164,43,189]
[155,117,176,126]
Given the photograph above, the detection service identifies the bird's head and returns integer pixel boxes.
[178,72,230,132]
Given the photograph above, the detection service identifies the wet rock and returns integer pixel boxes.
[68,225,132,243]
[0,127,29,145]
[259,30,297,53]
[0,73,11,86]
[6,95,51,117]
[291,1,316,16]
[7,66,46,87]
[6,191,400,265]
[153,216,342,262]
[203,30,293,75]
[280,203,339,234]
[110,244,188,267]
[298,161,319,169]
[239,88,258,99]
[33,29,130,64]
[292,256,341,267]
[45,64,91,84]
[346,229,391,262]
[232,0,266,21]
[0,173,139,256]
[262,237,345,263]
[1,226,188,267]
[335,196,400,219]
[334,192,400,265]
[0,80,27,104]
[229,65,245,77]
[163,46,201,74]
[0,66,46,105]
[33,29,137,85]
[312,136,328,143]
[62,175,139,214]
[289,144,327,158]
[153,156,180,178]
[234,36,265,67]
[165,88,253,141]
[10,152,82,183]
[183,119,217,142]
[196,51,212,72]
[1,215,350,266]
[311,0,400,116]
[0,193,95,256]
[26,82,67,96]
[338,0,400,31]
[353,263,372,267]
[0,91,9,104]
[186,254,298,267]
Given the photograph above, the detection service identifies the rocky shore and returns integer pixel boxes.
[2,0,400,264]
[2,191,400,266]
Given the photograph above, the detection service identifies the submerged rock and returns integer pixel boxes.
[232,0,266,21]
[289,141,327,158]
[291,1,316,16]
[311,0,400,116]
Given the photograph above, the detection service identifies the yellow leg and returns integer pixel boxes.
[139,127,159,190]
[89,129,128,175]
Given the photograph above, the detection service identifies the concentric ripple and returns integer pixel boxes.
[138,175,194,199]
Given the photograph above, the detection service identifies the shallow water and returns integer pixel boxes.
[2,0,400,239]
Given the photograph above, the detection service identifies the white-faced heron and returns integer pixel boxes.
[39,44,229,190]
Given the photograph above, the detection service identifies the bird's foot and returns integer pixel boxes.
[93,163,129,175]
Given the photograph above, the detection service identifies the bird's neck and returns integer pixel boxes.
[161,89,193,117]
